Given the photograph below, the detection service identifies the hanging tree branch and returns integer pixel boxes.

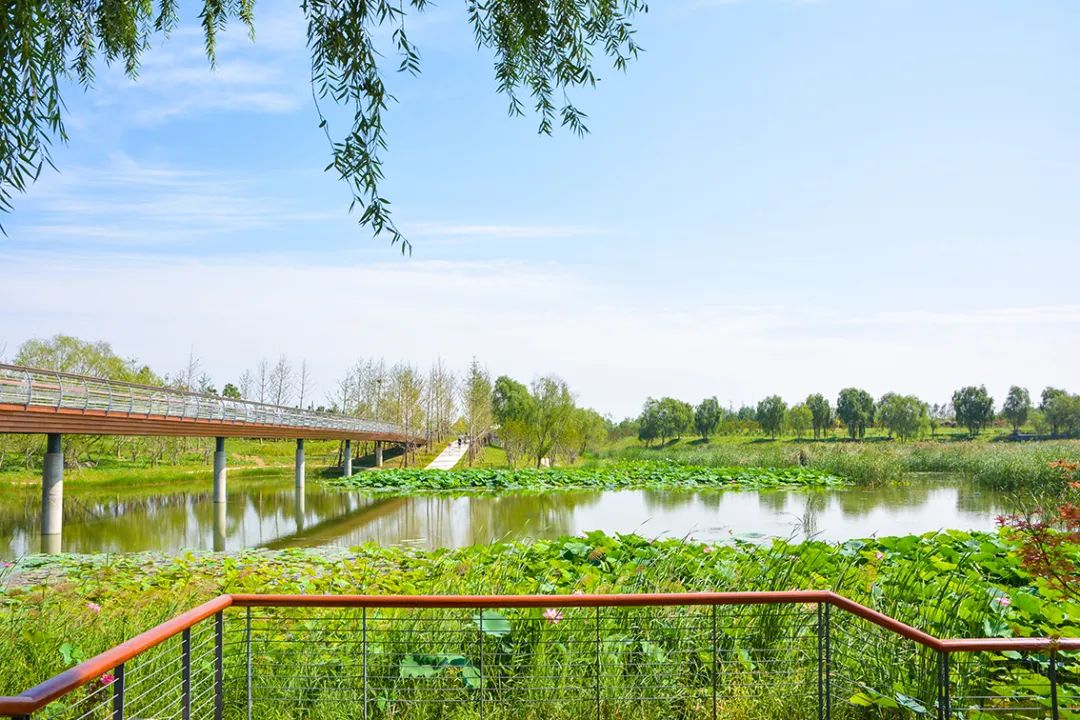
[0,0,647,250]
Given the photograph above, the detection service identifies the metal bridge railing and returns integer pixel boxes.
[0,364,405,437]
[0,592,1075,720]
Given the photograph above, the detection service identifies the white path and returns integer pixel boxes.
[426,440,470,469]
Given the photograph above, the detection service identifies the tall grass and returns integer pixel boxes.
[607,439,1080,490]
[0,529,1022,720]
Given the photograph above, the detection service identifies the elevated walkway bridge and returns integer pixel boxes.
[0,363,423,553]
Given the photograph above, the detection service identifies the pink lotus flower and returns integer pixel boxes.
[543,608,563,625]
[87,602,101,614]
[99,673,115,686]
[995,596,1012,607]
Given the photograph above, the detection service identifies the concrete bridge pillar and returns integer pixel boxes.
[295,439,306,490]
[213,437,227,503]
[41,433,63,553]
[375,441,383,468]
[213,500,227,552]
[294,486,306,533]
[343,439,353,477]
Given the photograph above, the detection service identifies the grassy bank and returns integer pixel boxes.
[0,438,451,488]
[0,530,1073,718]
[606,436,1080,490]
[325,464,845,494]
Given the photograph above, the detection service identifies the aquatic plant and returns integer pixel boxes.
[326,463,846,494]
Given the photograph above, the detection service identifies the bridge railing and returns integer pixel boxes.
[0,364,405,437]
[0,592,1075,720]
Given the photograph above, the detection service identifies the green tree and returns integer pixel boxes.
[638,398,662,447]
[786,404,813,439]
[657,397,693,444]
[221,383,241,399]
[756,395,787,438]
[492,375,534,468]
[836,388,874,440]
[805,393,832,439]
[528,376,575,467]
[694,397,722,441]
[876,394,927,442]
[1,0,646,248]
[1001,386,1032,435]
[15,335,159,383]
[1061,395,1080,435]
[462,360,493,464]
[1042,387,1069,436]
[561,408,608,462]
[952,385,995,437]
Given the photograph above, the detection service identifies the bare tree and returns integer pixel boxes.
[256,359,269,404]
[425,359,457,443]
[269,355,295,406]
[238,370,254,400]
[385,363,424,465]
[297,359,313,409]
[173,346,201,391]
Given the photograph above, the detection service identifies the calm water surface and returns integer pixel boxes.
[0,473,1011,558]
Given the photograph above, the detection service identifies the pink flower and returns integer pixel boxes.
[0,562,12,569]
[875,551,884,560]
[995,596,1012,607]
[702,546,714,554]
[87,602,101,614]
[99,673,115,686]
[543,608,563,625]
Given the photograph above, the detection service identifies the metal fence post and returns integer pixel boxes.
[711,605,717,720]
[595,606,602,720]
[478,612,485,720]
[362,608,368,720]
[245,608,253,720]
[822,603,832,720]
[1050,651,1060,720]
[112,663,125,720]
[214,612,224,720]
[182,629,191,720]
[817,604,825,720]
[937,651,951,720]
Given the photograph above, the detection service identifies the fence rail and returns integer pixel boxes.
[0,364,407,438]
[0,592,1076,720]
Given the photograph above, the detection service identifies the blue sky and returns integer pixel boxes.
[2,0,1079,417]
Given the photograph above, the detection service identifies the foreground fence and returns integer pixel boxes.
[0,592,1075,720]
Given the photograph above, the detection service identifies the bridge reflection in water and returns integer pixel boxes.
[0,475,1011,558]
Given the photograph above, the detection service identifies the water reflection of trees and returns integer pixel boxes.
[0,475,1018,558]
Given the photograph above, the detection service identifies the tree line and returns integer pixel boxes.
[0,335,609,470]
[633,384,1080,445]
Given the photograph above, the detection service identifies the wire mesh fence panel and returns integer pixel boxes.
[948,649,1079,719]
[829,606,939,719]
[36,617,219,720]
[7,595,1080,720]
[224,602,832,720]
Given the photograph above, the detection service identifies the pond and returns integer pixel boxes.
[0,472,1013,558]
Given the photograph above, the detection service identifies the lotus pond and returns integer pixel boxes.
[0,467,1014,558]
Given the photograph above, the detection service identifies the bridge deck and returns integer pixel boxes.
[0,364,418,442]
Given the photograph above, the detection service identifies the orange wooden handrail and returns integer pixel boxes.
[0,590,1075,716]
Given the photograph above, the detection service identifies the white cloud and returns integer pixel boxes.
[13,158,336,246]
[94,7,309,124]
[1,251,1076,418]
[405,222,607,243]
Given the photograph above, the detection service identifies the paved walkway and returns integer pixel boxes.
[426,440,470,469]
